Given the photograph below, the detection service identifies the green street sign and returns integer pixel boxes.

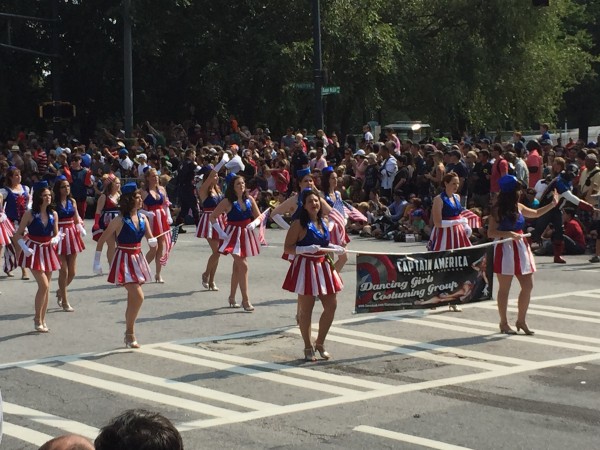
[291,82,314,90]
[322,86,340,95]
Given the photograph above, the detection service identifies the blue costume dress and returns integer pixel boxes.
[427,191,471,251]
[493,212,535,275]
[107,213,152,285]
[196,193,226,240]
[219,198,260,257]
[282,219,343,295]
[18,211,60,272]
[143,190,170,237]
[56,199,85,256]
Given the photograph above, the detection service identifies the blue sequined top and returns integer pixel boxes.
[497,212,525,232]
[144,190,164,207]
[441,192,463,218]
[227,198,253,222]
[28,212,55,237]
[117,213,146,244]
[56,199,76,219]
[297,219,330,247]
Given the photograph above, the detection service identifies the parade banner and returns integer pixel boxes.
[355,245,493,313]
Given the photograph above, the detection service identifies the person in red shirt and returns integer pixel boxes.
[535,208,586,256]
[271,160,290,194]
[526,140,543,188]
[490,143,508,198]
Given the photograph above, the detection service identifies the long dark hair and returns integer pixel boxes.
[52,178,75,206]
[320,170,336,194]
[119,189,141,216]
[225,175,247,203]
[493,190,520,223]
[298,188,323,228]
[32,188,54,214]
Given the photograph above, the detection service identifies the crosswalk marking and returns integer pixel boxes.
[324,326,529,366]
[472,303,600,324]
[355,425,474,449]
[286,328,506,371]
[24,364,237,418]
[3,403,98,439]
[64,358,276,411]
[142,347,361,396]
[2,422,55,447]
[158,343,392,390]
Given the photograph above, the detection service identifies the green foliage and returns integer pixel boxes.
[0,0,598,138]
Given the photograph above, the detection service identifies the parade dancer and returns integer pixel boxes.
[93,174,121,265]
[489,175,559,335]
[0,192,16,280]
[14,181,62,332]
[93,183,156,348]
[532,163,597,264]
[53,175,86,312]
[282,189,345,361]
[210,175,261,312]
[141,168,173,283]
[1,167,31,279]
[196,166,226,291]
[320,166,350,272]
[427,172,472,312]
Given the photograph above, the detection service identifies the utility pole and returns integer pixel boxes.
[51,0,61,138]
[123,0,133,138]
[312,0,324,131]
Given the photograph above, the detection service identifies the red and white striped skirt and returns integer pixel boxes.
[427,222,472,251]
[17,235,61,272]
[107,243,152,285]
[93,210,120,242]
[282,253,343,296]
[493,234,536,276]
[0,218,15,245]
[219,220,260,257]
[196,210,226,240]
[56,219,85,256]
[146,205,170,237]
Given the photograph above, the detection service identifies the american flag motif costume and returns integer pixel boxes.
[427,192,472,251]
[93,195,120,242]
[56,199,85,256]
[282,218,343,296]
[219,198,260,257]
[107,213,152,285]
[196,193,226,240]
[143,190,174,266]
[493,212,535,275]
[18,212,61,272]
[324,191,350,246]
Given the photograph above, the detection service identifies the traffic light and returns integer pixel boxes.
[532,0,549,6]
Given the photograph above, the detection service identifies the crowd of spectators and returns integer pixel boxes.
[2,119,600,257]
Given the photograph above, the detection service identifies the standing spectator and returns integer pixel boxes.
[310,142,328,171]
[379,142,398,201]
[513,144,530,188]
[540,123,553,145]
[363,124,374,144]
[67,155,93,220]
[446,149,469,206]
[424,150,445,196]
[271,160,290,195]
[118,148,134,177]
[175,148,200,231]
[281,127,296,149]
[393,154,410,194]
[290,142,309,193]
[21,151,38,186]
[135,153,148,179]
[33,145,48,178]
[352,149,368,183]
[526,140,543,188]
[385,127,401,155]
[578,153,600,205]
[362,152,380,200]
[224,144,245,175]
[471,149,492,210]
[490,143,508,200]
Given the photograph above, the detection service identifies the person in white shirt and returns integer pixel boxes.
[224,144,245,175]
[310,144,328,171]
[379,142,398,200]
[363,124,374,143]
[135,153,149,178]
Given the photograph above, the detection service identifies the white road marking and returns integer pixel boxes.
[23,364,237,418]
[525,303,600,318]
[2,422,54,447]
[63,358,275,411]
[177,352,600,430]
[158,343,392,390]
[462,304,600,325]
[286,328,505,371]
[325,326,529,366]
[3,402,98,439]
[354,425,474,449]
[143,347,360,396]
[426,315,600,346]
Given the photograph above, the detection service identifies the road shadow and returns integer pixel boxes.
[0,330,48,343]
[0,313,32,322]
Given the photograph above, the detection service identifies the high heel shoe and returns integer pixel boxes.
[449,304,462,312]
[208,282,219,291]
[57,292,74,312]
[241,300,255,312]
[314,344,331,360]
[304,347,317,362]
[154,275,164,283]
[499,323,517,335]
[34,320,48,333]
[515,321,535,335]
[202,273,209,289]
[228,297,240,308]
[124,333,141,349]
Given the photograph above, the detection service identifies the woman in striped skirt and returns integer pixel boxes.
[488,175,558,335]
[53,175,86,312]
[0,191,16,270]
[93,183,156,348]
[93,174,121,265]
[142,168,173,283]
[283,188,345,361]
[427,172,471,312]
[14,181,61,332]
[210,175,262,312]
[196,166,225,291]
